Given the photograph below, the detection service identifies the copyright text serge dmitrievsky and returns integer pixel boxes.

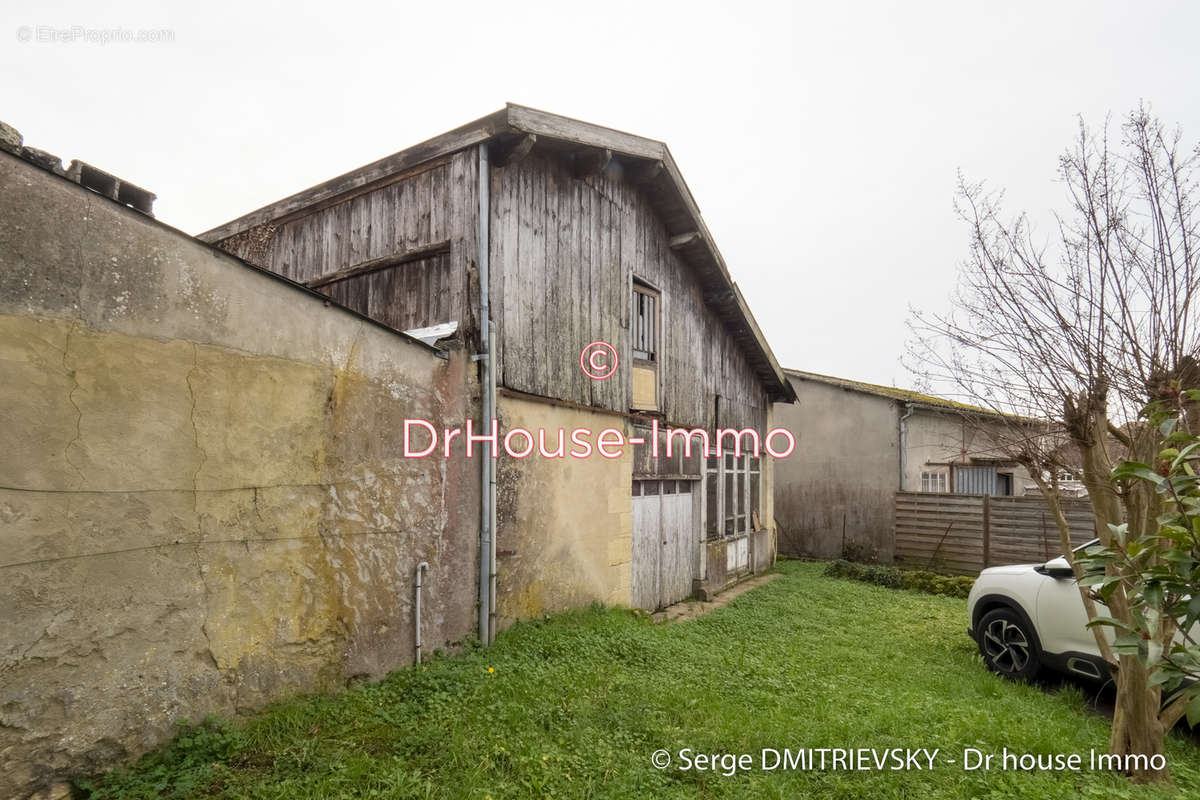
[650,747,1167,776]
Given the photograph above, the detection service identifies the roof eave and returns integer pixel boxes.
[196,108,511,243]
[784,369,1002,417]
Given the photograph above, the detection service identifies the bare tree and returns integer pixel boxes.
[910,105,1200,783]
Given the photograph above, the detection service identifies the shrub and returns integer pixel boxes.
[840,540,878,563]
[821,560,975,599]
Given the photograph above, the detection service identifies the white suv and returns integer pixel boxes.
[966,541,1112,683]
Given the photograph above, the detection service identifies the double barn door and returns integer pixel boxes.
[632,479,698,611]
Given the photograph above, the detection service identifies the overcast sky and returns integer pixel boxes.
[5,1,1199,392]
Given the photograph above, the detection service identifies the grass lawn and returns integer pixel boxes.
[80,560,1200,799]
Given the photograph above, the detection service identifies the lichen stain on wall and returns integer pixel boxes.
[0,313,470,793]
[0,152,480,798]
[494,395,633,628]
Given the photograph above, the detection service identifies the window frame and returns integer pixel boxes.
[631,281,660,363]
[920,470,948,493]
[705,447,762,541]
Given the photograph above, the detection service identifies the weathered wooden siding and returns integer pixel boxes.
[489,152,768,432]
[322,252,453,333]
[215,151,478,336]
[216,145,768,431]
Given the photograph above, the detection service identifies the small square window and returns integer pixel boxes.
[920,471,947,493]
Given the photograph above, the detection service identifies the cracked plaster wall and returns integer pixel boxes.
[0,152,480,797]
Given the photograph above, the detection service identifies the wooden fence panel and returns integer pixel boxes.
[894,492,1096,575]
[894,493,987,574]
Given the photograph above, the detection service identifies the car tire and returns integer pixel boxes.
[978,607,1041,681]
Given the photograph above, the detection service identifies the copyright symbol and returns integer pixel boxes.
[651,749,671,769]
[16,26,31,42]
[579,340,618,381]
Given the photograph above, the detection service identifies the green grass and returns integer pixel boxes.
[79,561,1200,799]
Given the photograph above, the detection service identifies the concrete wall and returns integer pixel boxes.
[902,409,1032,493]
[773,377,899,561]
[773,375,1036,563]
[0,152,479,797]
[494,394,632,628]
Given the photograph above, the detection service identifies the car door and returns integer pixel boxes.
[1034,554,1110,657]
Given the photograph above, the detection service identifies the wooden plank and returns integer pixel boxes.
[414,168,432,249]
[430,166,447,247]
[661,491,695,606]
[448,150,475,338]
[397,172,417,250]
[599,181,618,411]
[632,493,662,611]
[507,104,664,161]
[894,543,983,558]
[895,527,985,542]
[582,172,598,406]
[506,159,528,390]
[564,171,583,405]
[518,159,537,393]
[896,506,986,518]
[496,155,518,386]
[198,111,507,242]
[543,159,562,399]
[304,240,451,288]
[531,157,548,396]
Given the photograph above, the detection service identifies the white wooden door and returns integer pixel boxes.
[633,480,698,610]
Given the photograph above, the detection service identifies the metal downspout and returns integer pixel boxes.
[488,321,497,645]
[477,144,494,646]
[899,403,915,491]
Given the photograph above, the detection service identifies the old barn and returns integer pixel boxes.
[203,104,796,631]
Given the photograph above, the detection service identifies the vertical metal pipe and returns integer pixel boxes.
[899,403,915,491]
[487,320,498,644]
[414,561,429,664]
[477,143,493,646]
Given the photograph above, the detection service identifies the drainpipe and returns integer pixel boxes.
[414,561,429,664]
[476,143,495,647]
[488,321,497,645]
[899,403,915,491]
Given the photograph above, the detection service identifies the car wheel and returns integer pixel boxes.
[978,608,1041,681]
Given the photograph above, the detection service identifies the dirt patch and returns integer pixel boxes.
[652,571,781,623]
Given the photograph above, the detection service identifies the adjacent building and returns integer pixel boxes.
[772,370,1031,562]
